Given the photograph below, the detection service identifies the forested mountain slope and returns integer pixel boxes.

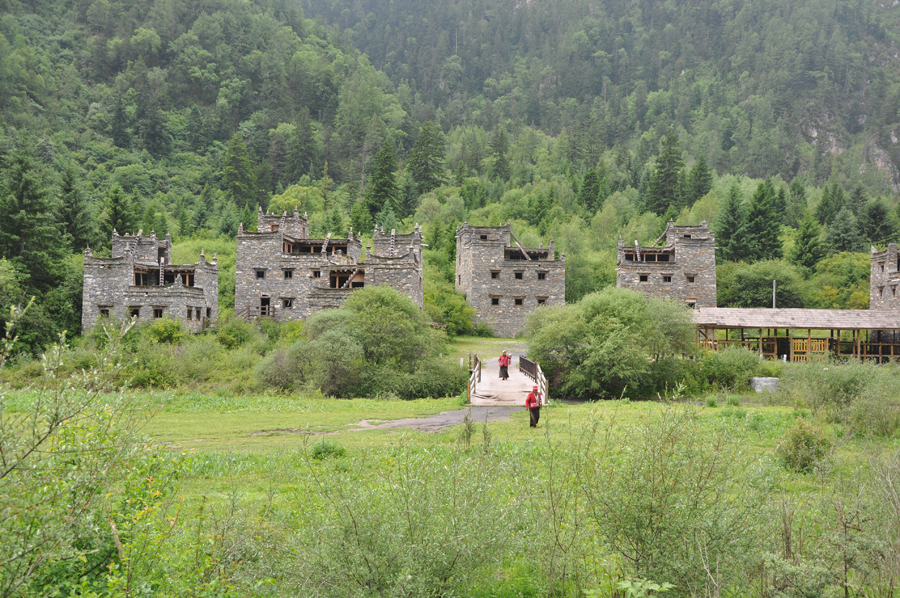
[301,0,900,189]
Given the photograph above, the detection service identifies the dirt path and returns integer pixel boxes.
[345,406,523,432]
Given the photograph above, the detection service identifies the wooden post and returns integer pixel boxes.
[759,329,762,356]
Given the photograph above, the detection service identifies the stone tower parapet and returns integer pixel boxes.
[455,221,565,337]
[616,220,716,308]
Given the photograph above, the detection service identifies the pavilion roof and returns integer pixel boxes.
[694,308,900,330]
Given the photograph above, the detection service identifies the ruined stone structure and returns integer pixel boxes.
[616,220,716,308]
[82,230,219,332]
[455,222,566,338]
[870,243,900,310]
[235,208,423,319]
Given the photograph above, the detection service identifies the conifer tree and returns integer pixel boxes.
[398,172,419,218]
[849,184,867,216]
[825,207,864,253]
[59,166,94,251]
[409,121,446,194]
[578,168,602,213]
[786,178,807,228]
[240,204,256,232]
[644,134,684,215]
[365,140,398,218]
[193,184,215,230]
[743,179,783,262]
[0,140,65,292]
[714,182,746,263]
[176,200,191,239]
[859,199,898,245]
[772,186,787,224]
[687,154,713,205]
[287,107,319,182]
[489,127,511,182]
[350,200,374,235]
[790,211,824,269]
[222,132,257,209]
[99,185,139,242]
[815,180,845,225]
[375,205,399,233]
[218,203,238,237]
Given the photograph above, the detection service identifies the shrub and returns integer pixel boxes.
[145,317,185,344]
[254,340,309,392]
[702,347,760,391]
[216,318,256,349]
[311,439,346,459]
[779,361,869,416]
[775,417,832,473]
[726,395,741,406]
[705,396,718,408]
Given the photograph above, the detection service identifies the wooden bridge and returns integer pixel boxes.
[468,352,547,405]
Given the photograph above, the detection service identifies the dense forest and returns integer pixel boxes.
[1,0,900,352]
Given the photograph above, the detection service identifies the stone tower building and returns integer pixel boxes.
[870,243,900,309]
[82,230,219,331]
[235,207,423,319]
[455,221,566,337]
[616,220,716,308]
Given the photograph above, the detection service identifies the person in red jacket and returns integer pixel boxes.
[498,351,510,380]
[526,385,541,427]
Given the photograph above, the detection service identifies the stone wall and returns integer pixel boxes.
[256,207,309,237]
[235,223,423,320]
[82,235,218,332]
[456,222,565,337]
[616,220,717,308]
[870,243,900,309]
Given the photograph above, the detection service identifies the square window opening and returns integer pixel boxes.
[480,235,488,240]
[491,297,500,306]
[491,271,500,279]
[99,307,110,317]
[129,307,140,318]
[153,308,164,319]
[687,302,697,309]
[282,298,293,309]
[686,275,695,283]
[284,269,293,279]
[514,272,523,280]
[639,274,649,282]
[312,270,321,278]
[255,269,265,279]
[663,275,672,283]
[537,272,546,280]
[537,298,547,305]
[514,298,524,306]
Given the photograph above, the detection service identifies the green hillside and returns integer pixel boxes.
[0,0,898,353]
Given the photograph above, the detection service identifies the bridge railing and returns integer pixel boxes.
[518,355,548,405]
[467,354,481,402]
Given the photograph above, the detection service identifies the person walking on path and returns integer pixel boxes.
[526,385,541,427]
[498,351,510,380]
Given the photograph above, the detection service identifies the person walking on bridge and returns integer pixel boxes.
[526,385,541,427]
[498,351,510,380]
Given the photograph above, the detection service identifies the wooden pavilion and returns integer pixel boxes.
[694,308,900,362]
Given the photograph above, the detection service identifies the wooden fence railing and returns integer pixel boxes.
[467,354,481,402]
[519,356,548,404]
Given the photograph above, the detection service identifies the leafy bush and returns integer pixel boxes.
[145,317,185,344]
[705,396,718,408]
[216,318,257,349]
[526,287,695,399]
[775,417,832,473]
[702,347,761,391]
[311,439,346,460]
[780,361,869,416]
[726,395,741,406]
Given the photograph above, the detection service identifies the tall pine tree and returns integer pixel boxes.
[409,121,446,194]
[825,207,864,253]
[687,154,713,205]
[489,127,511,182]
[715,182,746,263]
[99,186,139,243]
[644,134,684,215]
[365,140,398,218]
[743,179,783,262]
[0,139,66,292]
[59,166,94,251]
[222,132,257,209]
[790,212,824,269]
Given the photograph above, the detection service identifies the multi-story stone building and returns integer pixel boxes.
[235,208,423,319]
[455,221,566,337]
[616,220,716,308]
[870,243,900,309]
[82,230,219,331]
